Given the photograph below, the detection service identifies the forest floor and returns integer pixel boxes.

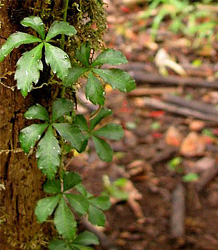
[68,1,218,250]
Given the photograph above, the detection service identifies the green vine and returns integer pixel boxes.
[0,3,136,250]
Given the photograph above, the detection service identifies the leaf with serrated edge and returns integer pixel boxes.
[63,171,81,192]
[46,21,77,42]
[63,67,87,87]
[93,68,136,92]
[43,179,61,194]
[93,124,124,140]
[49,240,71,250]
[0,32,41,62]
[92,136,113,162]
[65,193,89,215]
[21,16,45,39]
[15,43,43,97]
[88,205,106,227]
[45,43,71,80]
[86,72,105,105]
[36,126,61,179]
[19,123,48,154]
[92,49,127,67]
[52,98,74,122]
[54,196,77,239]
[90,108,112,131]
[76,43,91,67]
[24,104,49,121]
[74,231,99,246]
[89,196,111,211]
[74,115,89,132]
[53,123,85,152]
[35,194,61,223]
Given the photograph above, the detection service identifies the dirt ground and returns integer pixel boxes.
[68,1,218,250]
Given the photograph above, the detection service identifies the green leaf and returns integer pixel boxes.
[44,43,71,80]
[75,184,89,197]
[74,115,89,132]
[89,196,111,211]
[36,126,61,179]
[63,67,87,87]
[76,43,91,67]
[92,49,127,66]
[93,69,136,92]
[65,193,89,215]
[54,196,77,239]
[15,43,43,97]
[63,171,82,192]
[183,173,199,182]
[53,123,85,152]
[88,205,106,227]
[90,108,112,131]
[0,32,41,62]
[49,240,72,250]
[35,194,61,223]
[74,231,99,246]
[86,72,105,105]
[43,179,61,194]
[19,123,48,154]
[52,98,74,122]
[93,124,124,140]
[92,136,113,162]
[72,245,93,250]
[21,16,45,39]
[46,21,77,42]
[24,104,49,121]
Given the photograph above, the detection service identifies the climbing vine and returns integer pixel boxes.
[0,1,136,249]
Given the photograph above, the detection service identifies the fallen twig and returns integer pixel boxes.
[170,183,185,238]
[143,97,218,123]
[128,87,180,96]
[163,94,218,116]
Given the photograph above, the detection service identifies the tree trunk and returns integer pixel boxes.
[0,1,52,249]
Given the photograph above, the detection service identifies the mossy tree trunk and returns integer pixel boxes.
[0,0,106,249]
[0,1,52,249]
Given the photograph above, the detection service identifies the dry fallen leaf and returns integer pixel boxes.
[165,126,183,147]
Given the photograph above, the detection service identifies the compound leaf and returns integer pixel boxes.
[65,193,89,215]
[43,179,61,194]
[88,205,106,227]
[15,43,43,97]
[45,43,71,80]
[76,43,90,67]
[54,196,77,239]
[53,123,85,152]
[89,196,111,211]
[63,67,87,87]
[19,123,48,154]
[74,231,99,246]
[36,126,61,179]
[90,108,112,131]
[72,245,93,250]
[35,194,61,223]
[21,16,45,39]
[92,49,127,66]
[86,72,105,105]
[93,68,136,92]
[93,124,124,141]
[24,104,49,121]
[92,136,113,162]
[46,21,77,42]
[49,240,72,250]
[0,32,41,62]
[52,98,74,122]
[63,171,82,192]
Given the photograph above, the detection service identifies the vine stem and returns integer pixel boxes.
[60,0,69,98]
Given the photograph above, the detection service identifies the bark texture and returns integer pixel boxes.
[0,1,50,249]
